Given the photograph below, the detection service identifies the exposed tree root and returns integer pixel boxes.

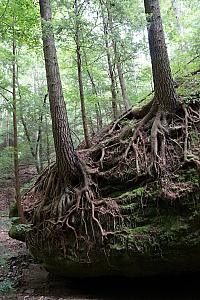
[23,97,200,261]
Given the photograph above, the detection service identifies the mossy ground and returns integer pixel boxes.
[26,166,200,277]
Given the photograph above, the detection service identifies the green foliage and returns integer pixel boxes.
[0,256,12,294]
[0,0,199,176]
[0,279,12,294]
[0,147,14,175]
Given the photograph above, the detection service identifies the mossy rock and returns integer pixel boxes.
[9,224,32,242]
[29,222,200,278]
[28,193,200,278]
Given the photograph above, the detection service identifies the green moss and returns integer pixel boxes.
[9,202,18,219]
[120,187,145,199]
[8,224,32,242]
[179,168,199,186]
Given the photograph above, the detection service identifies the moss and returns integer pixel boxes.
[9,225,26,242]
[179,168,199,186]
[9,202,18,219]
[26,169,200,278]
[120,187,145,199]
[8,224,32,242]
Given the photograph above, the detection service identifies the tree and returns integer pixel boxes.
[12,27,25,224]
[129,0,178,170]
[100,0,118,120]
[39,0,84,186]
[105,0,130,111]
[12,0,200,278]
[144,0,177,113]
[74,0,90,148]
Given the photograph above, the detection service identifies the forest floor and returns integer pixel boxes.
[1,165,200,300]
[0,165,100,300]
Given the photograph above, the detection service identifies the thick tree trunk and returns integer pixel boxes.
[144,0,177,113]
[12,38,25,224]
[75,0,90,148]
[39,0,83,185]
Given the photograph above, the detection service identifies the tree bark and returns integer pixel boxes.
[74,0,90,148]
[12,37,25,224]
[144,0,177,113]
[39,0,83,185]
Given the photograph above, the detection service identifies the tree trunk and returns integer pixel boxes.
[35,94,48,173]
[74,0,90,148]
[44,102,50,166]
[16,66,41,174]
[116,60,130,111]
[144,0,177,113]
[12,37,25,224]
[39,0,83,185]
[83,50,103,131]
[171,0,184,51]
[105,0,130,111]
[100,0,118,120]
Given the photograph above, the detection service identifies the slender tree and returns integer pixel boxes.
[100,0,118,120]
[39,0,84,186]
[12,30,25,223]
[171,0,184,51]
[17,67,45,174]
[83,50,103,131]
[105,0,130,111]
[74,0,90,148]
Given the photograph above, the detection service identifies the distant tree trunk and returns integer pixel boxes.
[35,94,48,172]
[144,0,177,113]
[39,0,84,185]
[89,115,95,137]
[171,0,184,51]
[12,36,25,224]
[83,51,103,131]
[74,0,90,148]
[19,109,40,173]
[6,110,10,147]
[116,58,130,111]
[17,66,44,174]
[105,0,130,111]
[44,103,50,166]
[100,0,118,120]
